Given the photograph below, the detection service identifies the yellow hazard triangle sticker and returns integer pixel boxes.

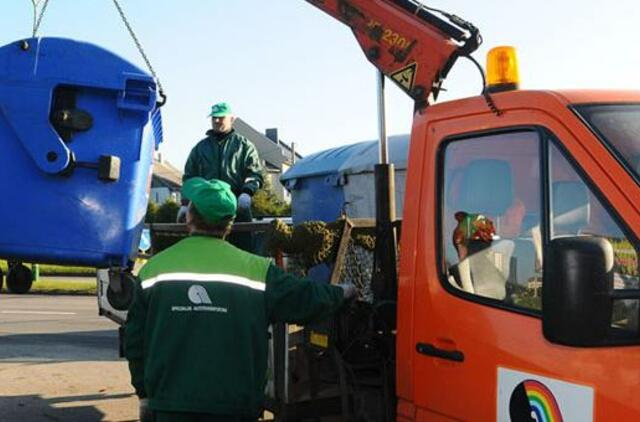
[390,62,417,92]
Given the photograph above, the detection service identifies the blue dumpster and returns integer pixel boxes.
[0,37,162,268]
[281,135,408,284]
[281,141,371,224]
[281,135,409,224]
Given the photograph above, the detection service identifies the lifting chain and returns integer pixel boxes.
[111,0,167,106]
[31,0,50,37]
[26,0,166,107]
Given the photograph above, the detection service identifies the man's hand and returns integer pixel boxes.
[238,193,252,210]
[339,283,357,300]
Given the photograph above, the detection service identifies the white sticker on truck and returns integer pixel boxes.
[497,367,593,422]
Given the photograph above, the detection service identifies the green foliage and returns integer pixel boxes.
[509,282,542,310]
[0,262,95,276]
[145,201,159,223]
[252,190,290,217]
[155,199,180,223]
[30,279,96,295]
[252,175,291,217]
[610,237,639,276]
[149,199,183,253]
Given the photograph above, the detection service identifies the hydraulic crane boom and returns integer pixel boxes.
[306,0,480,108]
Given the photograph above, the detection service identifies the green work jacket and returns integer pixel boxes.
[183,130,264,196]
[124,236,344,418]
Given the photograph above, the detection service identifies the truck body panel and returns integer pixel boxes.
[398,90,640,420]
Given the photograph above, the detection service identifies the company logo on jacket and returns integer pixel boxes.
[171,284,228,313]
[188,285,212,304]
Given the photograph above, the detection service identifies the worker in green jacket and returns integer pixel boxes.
[125,177,355,422]
[183,102,263,252]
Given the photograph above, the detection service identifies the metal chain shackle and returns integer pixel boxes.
[31,0,50,37]
[111,0,166,106]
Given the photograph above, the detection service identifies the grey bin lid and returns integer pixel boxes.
[281,134,409,184]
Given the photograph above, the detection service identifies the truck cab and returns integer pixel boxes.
[397,89,640,420]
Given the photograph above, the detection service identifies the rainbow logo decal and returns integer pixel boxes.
[509,379,564,422]
[524,380,563,422]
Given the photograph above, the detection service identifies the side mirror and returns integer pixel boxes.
[543,236,640,346]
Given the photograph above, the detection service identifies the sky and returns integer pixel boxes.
[1,1,639,170]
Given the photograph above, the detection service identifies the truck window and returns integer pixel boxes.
[442,130,542,308]
[441,130,640,326]
[549,142,640,333]
[574,104,640,185]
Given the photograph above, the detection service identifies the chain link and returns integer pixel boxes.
[111,0,165,103]
[31,0,50,38]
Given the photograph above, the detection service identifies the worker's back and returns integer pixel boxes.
[126,236,272,417]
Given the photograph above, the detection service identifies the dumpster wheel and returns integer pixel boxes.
[6,264,33,294]
[106,270,135,311]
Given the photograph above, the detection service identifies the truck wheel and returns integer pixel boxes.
[6,264,33,294]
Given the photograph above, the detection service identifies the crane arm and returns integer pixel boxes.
[305,0,481,107]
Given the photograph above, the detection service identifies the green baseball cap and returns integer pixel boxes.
[209,102,232,117]
[182,178,237,224]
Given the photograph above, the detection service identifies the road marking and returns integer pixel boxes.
[0,310,76,315]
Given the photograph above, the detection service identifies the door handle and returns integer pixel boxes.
[416,342,465,362]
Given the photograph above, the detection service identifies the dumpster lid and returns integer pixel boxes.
[338,134,409,175]
[281,135,409,183]
[281,140,373,181]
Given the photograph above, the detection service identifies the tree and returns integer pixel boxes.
[145,201,159,223]
[155,199,180,223]
[252,174,291,217]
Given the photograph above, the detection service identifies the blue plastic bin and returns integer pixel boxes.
[0,37,162,268]
[281,136,408,283]
[281,135,408,224]
[281,142,369,224]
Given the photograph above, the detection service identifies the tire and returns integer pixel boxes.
[106,271,135,311]
[6,264,33,294]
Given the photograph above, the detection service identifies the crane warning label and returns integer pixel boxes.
[390,62,417,91]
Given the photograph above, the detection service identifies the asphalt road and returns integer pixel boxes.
[0,294,138,421]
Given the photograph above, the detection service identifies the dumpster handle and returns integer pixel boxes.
[0,84,72,174]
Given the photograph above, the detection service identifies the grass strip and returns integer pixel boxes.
[0,263,96,276]
[29,279,96,295]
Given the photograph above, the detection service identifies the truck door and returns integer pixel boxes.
[411,113,640,420]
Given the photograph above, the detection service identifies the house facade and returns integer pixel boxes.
[150,153,183,204]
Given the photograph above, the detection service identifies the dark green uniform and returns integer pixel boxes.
[183,130,263,196]
[184,129,264,251]
[124,236,344,419]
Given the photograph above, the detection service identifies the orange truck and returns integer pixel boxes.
[100,1,640,420]
[282,1,639,420]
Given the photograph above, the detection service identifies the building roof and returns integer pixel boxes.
[233,118,302,168]
[152,157,183,189]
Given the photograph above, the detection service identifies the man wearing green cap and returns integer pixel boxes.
[183,102,263,251]
[125,177,355,421]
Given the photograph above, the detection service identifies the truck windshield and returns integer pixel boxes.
[575,104,640,183]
